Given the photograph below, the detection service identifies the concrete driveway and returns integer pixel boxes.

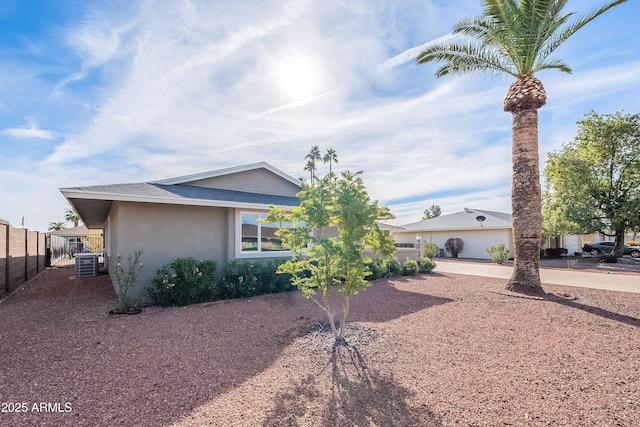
[435,259,640,294]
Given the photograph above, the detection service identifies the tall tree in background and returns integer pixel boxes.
[422,205,442,220]
[322,148,338,177]
[416,0,627,295]
[544,111,640,256]
[48,221,66,231]
[304,145,322,185]
[65,208,81,227]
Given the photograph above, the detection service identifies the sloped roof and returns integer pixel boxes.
[152,161,300,187]
[60,163,301,228]
[49,225,90,236]
[398,209,512,232]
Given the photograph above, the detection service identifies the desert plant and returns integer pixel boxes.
[402,258,419,276]
[445,238,464,258]
[487,244,510,265]
[417,256,436,274]
[422,242,439,259]
[147,257,218,306]
[111,251,143,312]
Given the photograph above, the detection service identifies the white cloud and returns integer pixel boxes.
[377,33,457,72]
[3,127,57,140]
[1,0,638,232]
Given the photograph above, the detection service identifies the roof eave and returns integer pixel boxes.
[151,161,301,188]
[60,188,299,210]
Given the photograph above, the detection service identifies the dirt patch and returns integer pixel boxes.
[1,267,639,426]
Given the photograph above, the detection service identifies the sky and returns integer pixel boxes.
[1,0,639,232]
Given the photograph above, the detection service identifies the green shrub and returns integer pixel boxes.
[487,244,510,264]
[417,256,436,273]
[365,257,387,281]
[219,259,293,299]
[422,243,439,259]
[402,258,419,276]
[385,258,402,277]
[147,257,218,306]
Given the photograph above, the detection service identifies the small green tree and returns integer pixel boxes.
[422,205,442,220]
[445,238,464,258]
[266,148,396,346]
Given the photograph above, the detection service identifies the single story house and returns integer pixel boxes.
[391,208,514,260]
[60,162,301,299]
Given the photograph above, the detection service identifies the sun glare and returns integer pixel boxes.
[272,54,324,103]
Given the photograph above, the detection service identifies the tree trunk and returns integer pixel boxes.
[506,108,544,295]
[614,229,626,257]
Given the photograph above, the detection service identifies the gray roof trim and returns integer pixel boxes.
[60,183,300,210]
[60,184,300,209]
[151,161,301,187]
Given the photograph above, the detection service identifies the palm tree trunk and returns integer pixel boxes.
[507,108,544,295]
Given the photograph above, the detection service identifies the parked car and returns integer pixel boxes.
[582,241,640,257]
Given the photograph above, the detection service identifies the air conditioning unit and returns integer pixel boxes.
[75,254,98,277]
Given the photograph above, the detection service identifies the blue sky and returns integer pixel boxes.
[2,0,639,231]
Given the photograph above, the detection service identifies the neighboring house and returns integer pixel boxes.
[48,226,104,266]
[60,162,301,299]
[545,232,640,254]
[392,208,513,260]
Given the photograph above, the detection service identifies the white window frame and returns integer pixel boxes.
[235,210,293,258]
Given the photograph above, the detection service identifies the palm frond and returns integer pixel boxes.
[417,41,516,77]
[539,0,628,62]
[420,0,627,79]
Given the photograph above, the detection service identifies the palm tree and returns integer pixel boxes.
[48,221,66,231]
[416,0,627,295]
[65,208,81,227]
[304,145,322,184]
[322,148,339,177]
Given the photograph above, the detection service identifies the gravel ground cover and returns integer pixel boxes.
[0,263,639,426]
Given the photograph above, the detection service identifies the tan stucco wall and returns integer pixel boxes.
[107,201,229,299]
[188,168,300,196]
[393,229,514,260]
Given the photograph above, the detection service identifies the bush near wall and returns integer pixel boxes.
[147,257,219,307]
[219,258,293,299]
[422,243,439,259]
[541,248,568,258]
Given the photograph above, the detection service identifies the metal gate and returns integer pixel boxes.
[46,232,104,268]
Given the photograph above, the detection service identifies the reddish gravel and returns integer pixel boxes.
[0,264,639,426]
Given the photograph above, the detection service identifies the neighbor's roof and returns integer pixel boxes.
[60,162,301,228]
[49,225,90,236]
[398,209,512,232]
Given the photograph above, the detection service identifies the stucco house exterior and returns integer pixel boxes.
[392,208,514,260]
[60,162,301,299]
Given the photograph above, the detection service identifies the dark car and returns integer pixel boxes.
[582,241,640,257]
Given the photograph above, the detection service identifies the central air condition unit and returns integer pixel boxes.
[75,254,98,277]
